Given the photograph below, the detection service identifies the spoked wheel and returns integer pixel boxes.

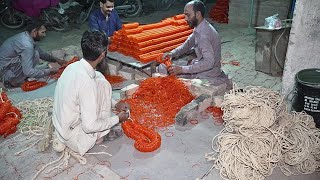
[157,0,174,11]
[45,9,69,32]
[0,9,25,29]
[122,0,142,17]
[78,1,96,24]
[182,0,207,4]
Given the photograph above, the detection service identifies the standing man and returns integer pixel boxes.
[52,31,129,156]
[0,20,64,88]
[160,0,232,88]
[88,0,122,42]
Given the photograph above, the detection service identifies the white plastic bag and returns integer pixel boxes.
[264,14,282,29]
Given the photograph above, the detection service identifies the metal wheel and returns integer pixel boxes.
[0,9,25,29]
[122,0,142,17]
[157,0,174,11]
[45,9,69,32]
[78,0,95,24]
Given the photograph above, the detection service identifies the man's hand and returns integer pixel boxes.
[115,102,130,112]
[56,59,66,66]
[118,111,129,123]
[162,52,172,60]
[49,67,59,75]
[168,66,183,75]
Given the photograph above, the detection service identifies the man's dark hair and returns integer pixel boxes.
[26,19,46,33]
[192,0,205,17]
[81,31,108,61]
[100,0,114,3]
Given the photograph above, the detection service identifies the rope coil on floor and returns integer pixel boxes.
[16,97,53,136]
[203,86,320,180]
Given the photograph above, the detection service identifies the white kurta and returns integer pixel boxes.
[52,58,119,155]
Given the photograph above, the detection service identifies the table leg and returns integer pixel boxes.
[150,61,157,76]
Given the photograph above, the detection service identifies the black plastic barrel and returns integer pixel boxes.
[292,69,320,128]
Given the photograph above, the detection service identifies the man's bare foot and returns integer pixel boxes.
[96,137,104,145]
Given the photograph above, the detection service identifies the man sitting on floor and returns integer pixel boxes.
[0,20,64,88]
[52,31,129,156]
[159,0,232,88]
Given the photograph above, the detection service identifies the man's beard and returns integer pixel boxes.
[96,57,107,72]
[187,17,198,28]
[34,33,41,41]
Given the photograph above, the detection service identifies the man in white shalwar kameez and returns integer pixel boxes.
[52,31,129,156]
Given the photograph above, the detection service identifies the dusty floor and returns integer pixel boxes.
[0,2,319,180]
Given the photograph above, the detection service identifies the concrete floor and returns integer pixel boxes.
[1,2,319,180]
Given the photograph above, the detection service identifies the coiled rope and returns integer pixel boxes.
[202,86,320,180]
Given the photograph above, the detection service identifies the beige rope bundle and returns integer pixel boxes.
[203,86,320,180]
[29,134,112,180]
[276,112,320,175]
[221,86,286,130]
[13,98,54,154]
[16,97,53,136]
[205,127,281,180]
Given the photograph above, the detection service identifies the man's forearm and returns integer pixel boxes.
[41,53,58,62]
[111,99,117,108]
[171,34,195,58]
[36,46,58,62]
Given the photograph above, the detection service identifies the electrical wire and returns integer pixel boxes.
[274,28,287,69]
